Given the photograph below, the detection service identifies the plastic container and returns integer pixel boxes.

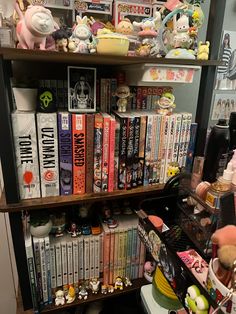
[202,119,230,183]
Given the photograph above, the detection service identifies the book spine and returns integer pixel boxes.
[11,112,41,199]
[101,114,110,192]
[72,114,86,194]
[164,114,176,183]
[109,229,115,284]
[131,228,138,280]
[122,229,128,277]
[37,113,59,197]
[55,240,62,287]
[67,239,73,286]
[136,87,142,109]
[99,232,104,278]
[110,78,118,112]
[185,123,198,173]
[126,116,135,190]
[33,237,43,306]
[86,114,95,193]
[49,238,56,296]
[108,117,116,192]
[134,234,141,279]
[159,115,171,184]
[141,87,147,109]
[172,114,182,163]
[138,242,146,278]
[178,113,189,167]
[117,228,124,276]
[152,115,161,184]
[25,235,39,313]
[78,236,84,281]
[102,228,110,285]
[137,115,147,186]
[132,116,140,188]
[84,236,90,280]
[94,235,100,279]
[89,235,95,279]
[143,115,153,186]
[93,113,103,193]
[182,113,193,167]
[114,120,120,190]
[125,228,132,279]
[100,78,107,112]
[147,87,153,110]
[72,239,79,286]
[149,114,157,185]
[106,78,111,113]
[130,86,137,110]
[58,112,73,195]
[39,238,48,304]
[44,236,52,304]
[118,116,127,190]
[61,239,68,288]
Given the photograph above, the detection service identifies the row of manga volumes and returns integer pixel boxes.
[11,109,194,200]
[23,213,145,313]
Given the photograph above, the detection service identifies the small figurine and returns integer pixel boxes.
[107,285,114,293]
[197,41,210,60]
[185,285,209,314]
[116,18,134,36]
[15,4,54,50]
[144,261,156,282]
[50,212,66,237]
[52,27,72,52]
[114,276,123,290]
[55,289,65,306]
[123,277,132,287]
[90,278,100,294]
[70,15,96,54]
[116,85,131,113]
[133,12,161,39]
[88,17,105,36]
[78,284,88,300]
[68,222,81,237]
[156,92,176,115]
[101,284,108,294]
[173,14,192,49]
[66,285,76,304]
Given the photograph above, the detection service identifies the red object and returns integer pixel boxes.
[148,215,163,232]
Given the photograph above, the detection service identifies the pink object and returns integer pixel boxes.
[15,4,54,50]
[164,0,182,11]
[148,215,163,232]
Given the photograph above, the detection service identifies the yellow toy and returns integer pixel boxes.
[197,41,210,60]
[66,285,76,304]
[114,276,123,290]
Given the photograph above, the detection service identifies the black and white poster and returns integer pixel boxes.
[211,93,236,121]
[68,66,96,112]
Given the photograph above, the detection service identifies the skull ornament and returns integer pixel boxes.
[40,91,53,109]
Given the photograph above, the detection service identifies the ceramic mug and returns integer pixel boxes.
[12,87,37,111]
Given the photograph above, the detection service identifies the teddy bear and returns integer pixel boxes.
[197,41,210,60]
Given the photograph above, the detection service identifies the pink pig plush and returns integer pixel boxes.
[15,4,54,50]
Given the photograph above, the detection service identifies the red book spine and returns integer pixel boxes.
[101,114,110,192]
[72,114,86,194]
[85,114,95,193]
[93,113,103,193]
[108,117,116,192]
[136,87,142,110]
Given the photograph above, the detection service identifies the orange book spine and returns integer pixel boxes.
[72,114,86,194]
[108,117,116,192]
[93,113,103,193]
[101,114,110,192]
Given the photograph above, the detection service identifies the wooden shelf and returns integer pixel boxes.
[0,48,222,66]
[0,184,165,212]
[41,278,148,314]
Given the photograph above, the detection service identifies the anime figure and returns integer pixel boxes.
[90,278,100,294]
[133,11,161,38]
[70,15,96,54]
[123,277,132,287]
[197,41,210,60]
[156,92,176,115]
[116,18,134,36]
[173,14,192,49]
[52,27,72,52]
[71,76,93,110]
[107,285,114,293]
[15,4,54,50]
[144,261,156,282]
[68,222,80,237]
[78,284,88,300]
[185,285,209,314]
[55,289,65,306]
[101,285,108,294]
[66,285,76,304]
[114,276,123,290]
[116,85,131,112]
[88,16,105,36]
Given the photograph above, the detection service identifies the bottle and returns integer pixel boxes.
[229,112,236,151]
[217,161,234,187]
[202,119,230,183]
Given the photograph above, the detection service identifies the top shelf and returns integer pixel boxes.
[0,48,222,66]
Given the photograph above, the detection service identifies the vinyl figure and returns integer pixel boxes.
[90,278,100,294]
[55,289,65,306]
[114,276,123,290]
[156,92,176,115]
[66,285,76,304]
[116,85,131,113]
[78,284,88,300]
[197,41,210,60]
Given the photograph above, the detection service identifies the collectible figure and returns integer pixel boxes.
[133,11,161,39]
[185,285,209,314]
[55,289,65,306]
[116,85,131,112]
[107,285,114,293]
[114,276,123,290]
[15,4,54,50]
[68,222,81,237]
[123,277,132,287]
[90,278,100,294]
[78,284,88,300]
[52,27,72,52]
[197,41,210,60]
[101,284,108,294]
[173,14,192,49]
[144,261,156,282]
[66,286,76,304]
[50,212,66,237]
[156,92,176,115]
[116,18,134,36]
[88,17,105,36]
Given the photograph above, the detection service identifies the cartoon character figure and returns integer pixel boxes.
[52,27,72,52]
[116,18,134,36]
[156,92,176,115]
[90,278,100,294]
[66,285,76,304]
[107,285,114,293]
[123,277,132,287]
[197,41,210,60]
[133,11,161,38]
[15,4,55,50]
[114,276,123,290]
[116,85,131,112]
[88,16,105,36]
[185,285,209,314]
[173,14,192,49]
[55,289,65,306]
[101,284,108,294]
[68,222,80,237]
[78,284,88,300]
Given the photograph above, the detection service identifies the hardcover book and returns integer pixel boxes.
[11,111,41,199]
[93,113,103,193]
[86,114,95,193]
[37,112,59,197]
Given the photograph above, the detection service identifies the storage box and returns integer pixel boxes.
[75,0,113,21]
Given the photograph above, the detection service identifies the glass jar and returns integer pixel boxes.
[205,181,230,211]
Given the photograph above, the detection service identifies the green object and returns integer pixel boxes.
[37,87,57,112]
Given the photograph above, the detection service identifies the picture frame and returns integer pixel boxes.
[211,92,236,121]
[67,66,96,113]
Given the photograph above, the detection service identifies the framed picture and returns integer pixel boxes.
[211,92,236,121]
[67,66,96,112]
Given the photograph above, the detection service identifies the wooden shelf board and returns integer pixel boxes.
[41,278,148,314]
[0,184,165,212]
[0,48,222,66]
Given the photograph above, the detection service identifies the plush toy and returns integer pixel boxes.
[197,41,210,60]
[55,289,65,306]
[211,225,236,287]
[15,4,54,50]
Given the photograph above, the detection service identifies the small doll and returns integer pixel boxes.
[52,27,72,52]
[116,85,131,113]
[156,92,176,115]
[55,289,65,306]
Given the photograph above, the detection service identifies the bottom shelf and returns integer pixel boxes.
[41,278,149,313]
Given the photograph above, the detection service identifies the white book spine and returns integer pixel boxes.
[55,240,62,287]
[84,236,90,280]
[11,112,41,199]
[94,235,100,279]
[67,239,73,285]
[182,113,192,167]
[72,239,79,285]
[78,236,84,281]
[61,239,68,286]
[172,114,182,163]
[178,113,189,167]
[164,114,176,183]
[49,238,56,291]
[99,232,104,275]
[44,236,52,304]
[89,235,95,279]
[37,112,59,197]
[39,238,48,304]
[159,116,171,184]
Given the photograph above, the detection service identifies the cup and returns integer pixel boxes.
[12,87,37,111]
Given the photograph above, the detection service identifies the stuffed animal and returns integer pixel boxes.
[197,41,210,60]
[15,4,54,50]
